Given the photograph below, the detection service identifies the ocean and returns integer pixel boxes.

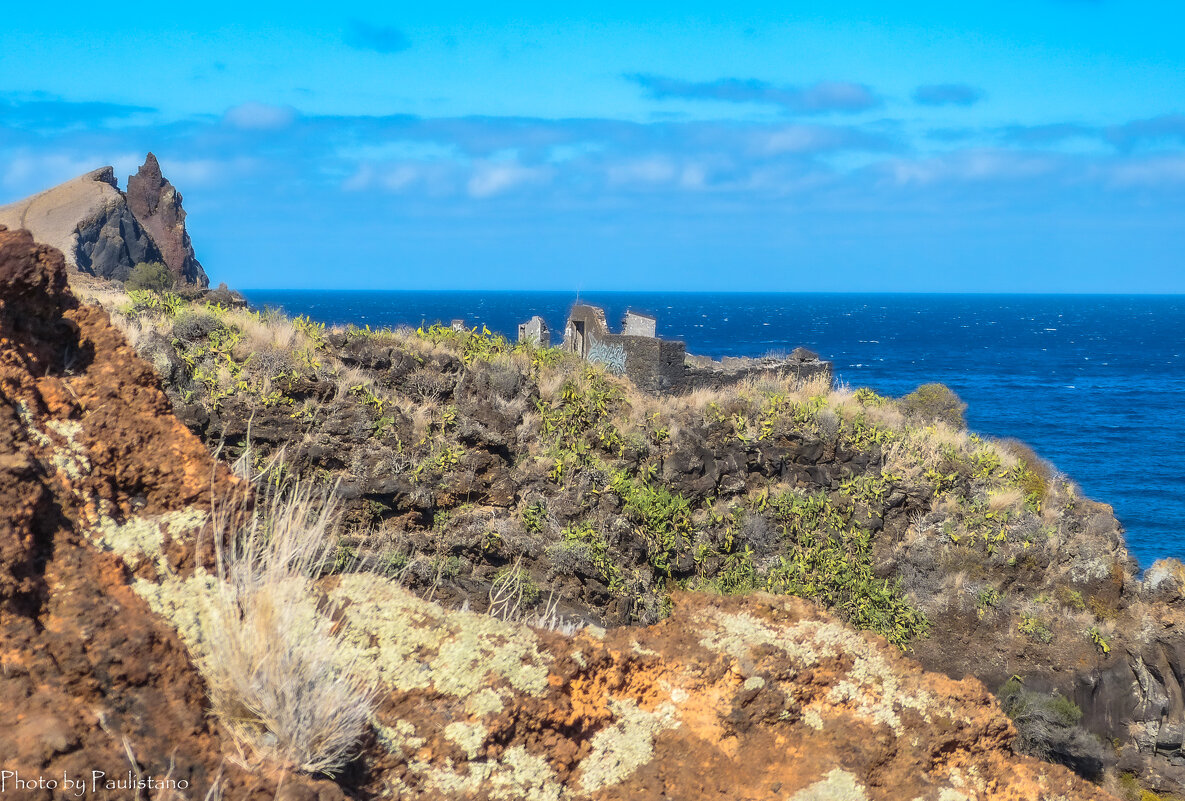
[241,290,1185,570]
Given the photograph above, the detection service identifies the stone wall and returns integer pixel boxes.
[683,348,833,391]
[563,304,689,392]
[559,305,833,395]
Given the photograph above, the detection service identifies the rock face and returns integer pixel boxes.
[290,587,1123,800]
[120,310,1185,794]
[0,158,209,287]
[0,227,1117,799]
[126,153,207,287]
[0,227,329,800]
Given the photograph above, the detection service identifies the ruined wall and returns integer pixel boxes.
[563,305,832,395]
[518,315,550,347]
[622,311,657,337]
[618,337,687,393]
[683,349,834,392]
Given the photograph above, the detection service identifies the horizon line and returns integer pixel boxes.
[235,287,1185,297]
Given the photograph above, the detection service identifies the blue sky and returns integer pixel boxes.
[1,1,1183,291]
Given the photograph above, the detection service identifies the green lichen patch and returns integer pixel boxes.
[410,746,563,801]
[465,687,507,718]
[374,718,426,760]
[45,419,91,482]
[133,570,220,660]
[444,721,488,760]
[789,768,868,801]
[93,509,207,572]
[332,573,552,697]
[577,697,680,793]
[698,609,953,734]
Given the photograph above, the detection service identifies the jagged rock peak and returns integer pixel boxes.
[0,154,208,287]
[126,152,208,288]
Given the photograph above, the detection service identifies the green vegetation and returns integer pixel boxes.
[537,366,626,482]
[1118,773,1185,801]
[125,260,173,292]
[691,488,928,649]
[521,501,548,533]
[562,521,624,593]
[1018,614,1053,643]
[608,471,693,575]
[100,281,1110,660]
[416,322,514,364]
[899,383,967,428]
[997,679,1104,769]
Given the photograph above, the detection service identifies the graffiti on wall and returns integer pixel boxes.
[587,337,627,375]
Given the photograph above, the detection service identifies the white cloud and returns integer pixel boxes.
[222,102,298,131]
[0,150,142,195]
[606,157,677,186]
[466,162,551,198]
[1107,156,1185,188]
[883,150,1058,186]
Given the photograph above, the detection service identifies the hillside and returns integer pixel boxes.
[0,226,1136,799]
[0,155,207,287]
[66,273,1185,797]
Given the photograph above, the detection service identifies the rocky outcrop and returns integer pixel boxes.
[0,227,329,799]
[126,153,207,287]
[113,308,1185,795]
[0,227,1122,800]
[684,346,834,392]
[0,157,208,286]
[0,167,162,282]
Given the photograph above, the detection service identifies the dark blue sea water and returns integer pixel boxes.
[242,290,1185,570]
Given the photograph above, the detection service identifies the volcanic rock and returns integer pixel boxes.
[126,153,208,287]
[0,226,331,799]
[0,224,1121,799]
[0,167,162,282]
[0,157,209,287]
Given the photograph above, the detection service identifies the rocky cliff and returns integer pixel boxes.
[0,232,1121,798]
[77,301,1185,798]
[0,226,331,799]
[0,156,208,287]
[126,153,207,287]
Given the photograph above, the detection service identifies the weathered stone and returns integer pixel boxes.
[126,153,209,287]
[0,167,163,282]
[0,156,209,286]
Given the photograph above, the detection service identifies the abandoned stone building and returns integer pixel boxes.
[551,304,834,393]
[561,305,686,392]
[517,315,550,348]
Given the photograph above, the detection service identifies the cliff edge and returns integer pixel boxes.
[0,155,208,287]
[0,231,1118,798]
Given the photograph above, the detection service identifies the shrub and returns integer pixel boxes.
[205,478,376,775]
[608,470,693,575]
[488,560,541,620]
[899,383,967,428]
[997,679,1105,777]
[126,261,174,292]
[999,439,1054,504]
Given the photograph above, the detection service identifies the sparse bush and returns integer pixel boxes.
[172,311,224,343]
[126,260,174,292]
[899,383,967,428]
[999,439,1054,504]
[608,470,693,575]
[997,679,1106,777]
[488,560,541,620]
[1018,613,1053,643]
[521,501,548,533]
[205,478,376,775]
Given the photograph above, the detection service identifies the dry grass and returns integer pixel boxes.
[204,475,376,776]
[988,487,1026,514]
[223,307,302,353]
